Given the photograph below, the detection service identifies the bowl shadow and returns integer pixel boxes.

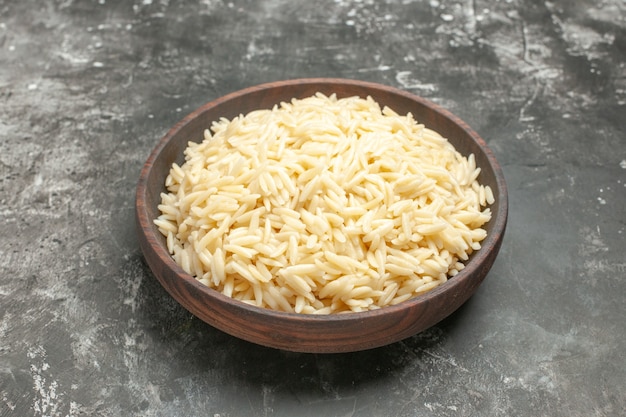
[134,253,477,391]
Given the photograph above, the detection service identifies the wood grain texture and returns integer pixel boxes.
[135,78,508,353]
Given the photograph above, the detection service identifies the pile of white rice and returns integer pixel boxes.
[154,93,493,314]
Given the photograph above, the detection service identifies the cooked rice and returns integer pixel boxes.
[154,93,493,314]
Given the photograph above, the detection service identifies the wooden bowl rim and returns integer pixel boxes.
[136,77,508,327]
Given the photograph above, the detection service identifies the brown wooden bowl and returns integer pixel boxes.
[136,78,508,353]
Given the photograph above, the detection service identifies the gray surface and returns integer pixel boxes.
[1,0,625,416]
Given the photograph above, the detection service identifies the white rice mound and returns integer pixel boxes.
[154,93,494,314]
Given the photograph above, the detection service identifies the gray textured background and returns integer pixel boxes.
[1,0,625,416]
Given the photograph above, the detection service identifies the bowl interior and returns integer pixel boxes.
[136,78,508,353]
